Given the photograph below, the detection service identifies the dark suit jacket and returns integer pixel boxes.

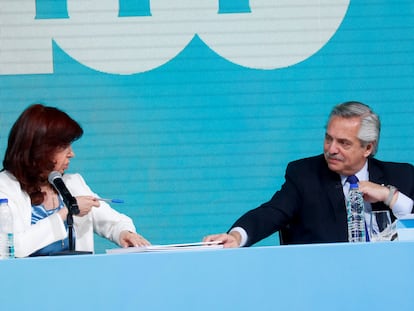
[231,154,414,246]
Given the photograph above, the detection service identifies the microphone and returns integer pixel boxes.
[48,171,80,215]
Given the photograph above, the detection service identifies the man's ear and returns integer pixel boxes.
[364,142,374,157]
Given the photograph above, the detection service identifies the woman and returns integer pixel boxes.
[0,103,150,257]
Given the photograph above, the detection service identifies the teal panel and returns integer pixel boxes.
[0,1,413,253]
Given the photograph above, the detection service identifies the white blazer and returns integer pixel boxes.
[0,171,136,257]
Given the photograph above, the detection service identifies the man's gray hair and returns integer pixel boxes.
[328,101,380,157]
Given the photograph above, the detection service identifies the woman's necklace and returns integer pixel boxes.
[43,187,59,210]
[41,186,65,248]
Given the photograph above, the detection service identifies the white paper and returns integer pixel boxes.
[106,241,223,254]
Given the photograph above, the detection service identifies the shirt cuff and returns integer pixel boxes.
[229,227,248,247]
[391,192,414,218]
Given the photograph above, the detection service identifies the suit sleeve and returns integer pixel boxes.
[230,161,303,246]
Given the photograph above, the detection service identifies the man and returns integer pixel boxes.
[203,101,414,247]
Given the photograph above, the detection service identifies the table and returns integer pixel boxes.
[1,241,413,310]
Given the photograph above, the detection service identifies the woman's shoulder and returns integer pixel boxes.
[62,173,94,195]
[62,172,83,182]
[62,173,88,188]
[0,170,26,198]
[0,170,19,186]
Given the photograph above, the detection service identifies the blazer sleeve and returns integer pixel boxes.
[0,171,67,258]
[64,173,136,246]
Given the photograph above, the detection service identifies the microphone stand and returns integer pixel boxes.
[51,196,92,256]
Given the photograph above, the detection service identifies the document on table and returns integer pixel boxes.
[106,241,223,254]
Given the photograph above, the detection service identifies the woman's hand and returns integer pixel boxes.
[119,230,151,247]
[73,196,100,217]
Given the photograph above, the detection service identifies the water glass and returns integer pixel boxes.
[369,210,396,242]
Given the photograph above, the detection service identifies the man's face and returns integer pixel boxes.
[323,116,373,176]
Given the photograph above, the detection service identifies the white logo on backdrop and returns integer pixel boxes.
[0,0,350,75]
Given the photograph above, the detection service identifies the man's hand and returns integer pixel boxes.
[358,181,398,207]
[203,231,241,248]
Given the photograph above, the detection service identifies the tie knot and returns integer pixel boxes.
[346,175,359,185]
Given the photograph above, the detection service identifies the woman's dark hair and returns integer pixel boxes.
[3,104,83,204]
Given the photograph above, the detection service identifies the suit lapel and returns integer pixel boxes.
[324,158,387,219]
[367,158,385,185]
[321,163,346,222]
[367,158,388,211]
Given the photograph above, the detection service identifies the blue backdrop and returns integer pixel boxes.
[0,0,413,253]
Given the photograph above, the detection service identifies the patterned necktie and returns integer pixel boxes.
[346,174,369,241]
[346,175,359,186]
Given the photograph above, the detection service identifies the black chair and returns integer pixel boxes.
[278,225,291,245]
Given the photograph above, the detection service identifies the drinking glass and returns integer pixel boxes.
[369,210,396,242]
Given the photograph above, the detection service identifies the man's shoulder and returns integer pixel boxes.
[369,158,414,170]
[289,154,325,167]
[285,154,328,176]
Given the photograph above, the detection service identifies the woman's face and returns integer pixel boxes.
[52,145,75,174]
